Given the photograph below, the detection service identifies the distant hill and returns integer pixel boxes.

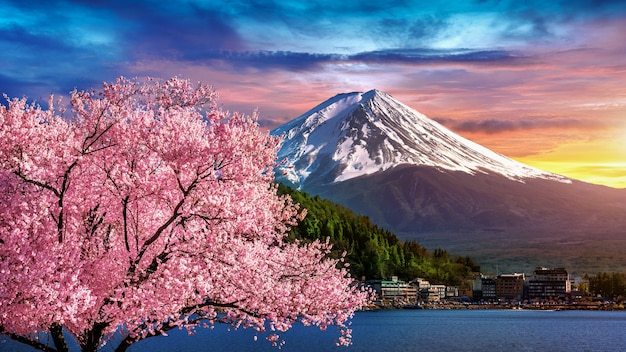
[272,90,626,274]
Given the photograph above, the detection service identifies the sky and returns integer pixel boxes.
[1,0,625,188]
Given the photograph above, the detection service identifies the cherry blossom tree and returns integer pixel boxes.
[0,77,370,352]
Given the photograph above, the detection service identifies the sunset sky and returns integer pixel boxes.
[2,0,625,188]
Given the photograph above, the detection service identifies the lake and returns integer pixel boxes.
[4,309,626,351]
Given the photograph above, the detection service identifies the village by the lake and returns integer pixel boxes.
[365,266,626,311]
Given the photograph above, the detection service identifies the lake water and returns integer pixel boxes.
[4,309,626,351]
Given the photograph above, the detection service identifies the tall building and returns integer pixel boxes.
[473,275,496,301]
[527,267,570,299]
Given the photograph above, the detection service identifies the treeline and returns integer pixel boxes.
[278,184,480,287]
[588,272,626,299]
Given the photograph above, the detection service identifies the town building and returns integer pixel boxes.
[473,275,496,301]
[420,287,441,302]
[446,286,459,298]
[366,276,418,303]
[411,278,431,291]
[527,267,571,299]
[496,273,525,300]
[431,284,447,301]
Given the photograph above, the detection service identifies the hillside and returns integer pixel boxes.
[278,184,479,288]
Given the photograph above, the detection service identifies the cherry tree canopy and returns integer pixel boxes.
[0,77,370,352]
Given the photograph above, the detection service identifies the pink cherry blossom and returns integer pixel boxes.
[0,77,371,352]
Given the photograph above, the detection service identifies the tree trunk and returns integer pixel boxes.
[50,323,70,352]
[80,322,107,352]
[114,336,134,352]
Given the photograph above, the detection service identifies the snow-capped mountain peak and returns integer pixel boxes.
[271,90,569,188]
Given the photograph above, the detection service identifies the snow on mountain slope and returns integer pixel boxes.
[271,89,570,188]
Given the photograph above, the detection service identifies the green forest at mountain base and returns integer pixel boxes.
[278,184,480,289]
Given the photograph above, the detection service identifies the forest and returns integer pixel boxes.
[278,184,480,288]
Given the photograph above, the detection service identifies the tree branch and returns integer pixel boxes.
[122,196,130,252]
[54,160,78,243]
[113,299,255,352]
[128,174,198,275]
[0,326,58,352]
[134,197,183,264]
[13,158,79,243]
[80,102,116,155]
[13,170,60,197]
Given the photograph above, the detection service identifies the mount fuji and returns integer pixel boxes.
[273,89,569,187]
[271,90,626,273]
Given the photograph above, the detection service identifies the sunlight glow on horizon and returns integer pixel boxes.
[516,160,626,189]
[507,136,626,189]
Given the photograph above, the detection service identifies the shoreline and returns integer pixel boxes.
[365,301,626,311]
